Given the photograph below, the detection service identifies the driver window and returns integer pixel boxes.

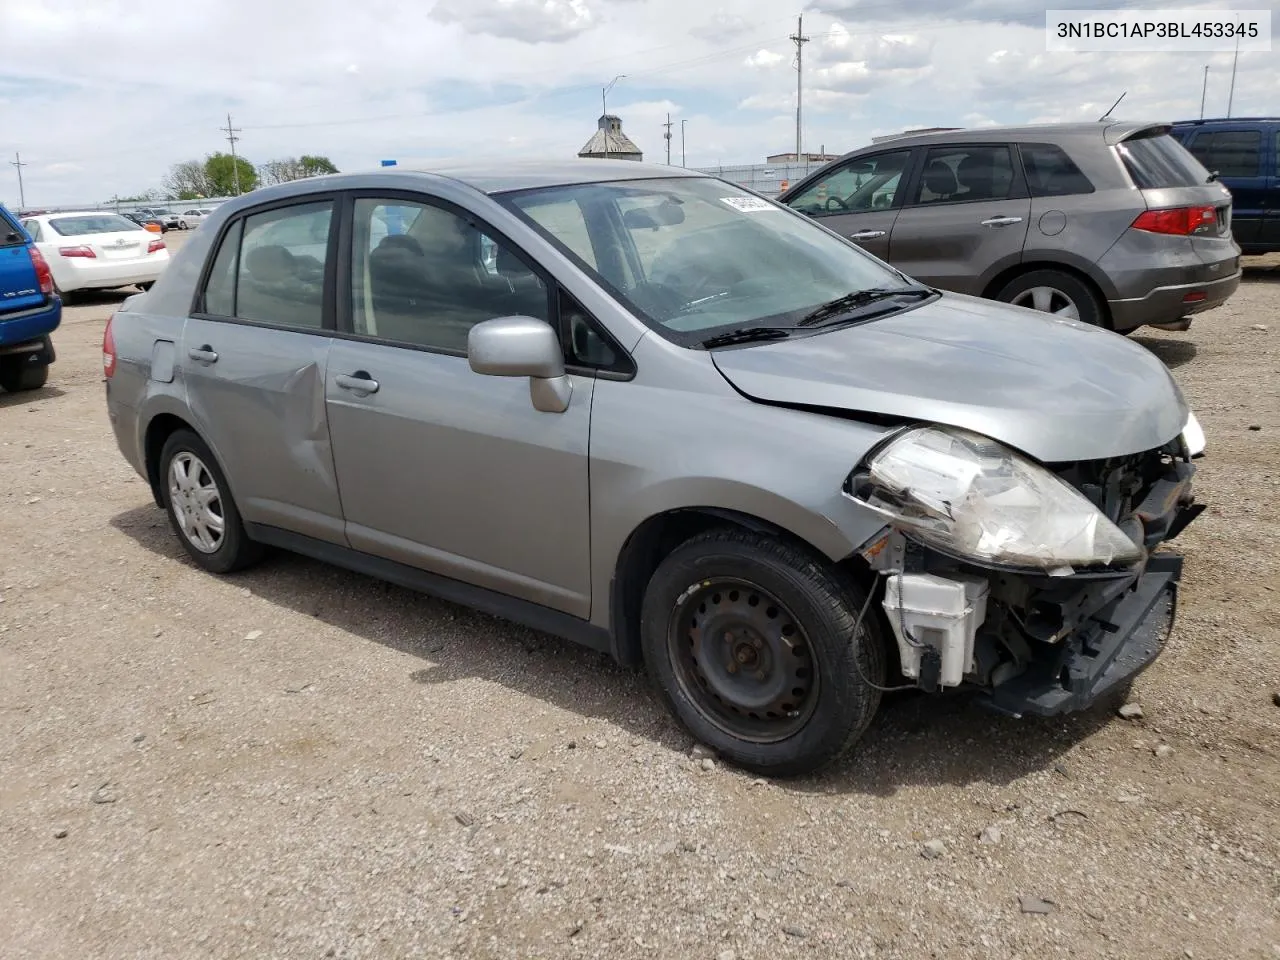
[787,150,911,217]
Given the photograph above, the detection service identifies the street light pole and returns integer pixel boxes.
[602,75,625,160]
[681,120,687,167]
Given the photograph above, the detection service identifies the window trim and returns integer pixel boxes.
[190,192,342,335]
[332,188,633,379]
[901,142,1029,208]
[784,148,919,219]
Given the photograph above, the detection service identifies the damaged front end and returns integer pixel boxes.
[846,419,1204,717]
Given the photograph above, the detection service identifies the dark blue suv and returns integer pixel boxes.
[1171,118,1279,255]
[0,203,61,392]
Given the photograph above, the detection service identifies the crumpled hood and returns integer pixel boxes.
[711,293,1189,463]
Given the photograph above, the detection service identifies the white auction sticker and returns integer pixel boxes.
[720,196,778,212]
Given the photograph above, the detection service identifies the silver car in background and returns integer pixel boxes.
[778,122,1241,333]
[104,161,1206,776]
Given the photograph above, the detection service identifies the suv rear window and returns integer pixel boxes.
[1116,133,1210,189]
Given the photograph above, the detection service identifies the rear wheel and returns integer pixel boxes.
[995,269,1104,327]
[0,354,49,392]
[159,429,263,574]
[640,528,887,777]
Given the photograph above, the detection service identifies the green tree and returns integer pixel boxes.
[299,155,339,177]
[204,152,258,196]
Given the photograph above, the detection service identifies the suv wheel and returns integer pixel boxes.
[0,354,49,392]
[159,429,263,574]
[995,269,1104,326]
[640,528,886,777]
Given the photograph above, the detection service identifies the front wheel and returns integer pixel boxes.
[159,429,263,574]
[994,269,1104,327]
[640,529,887,777]
[0,355,49,392]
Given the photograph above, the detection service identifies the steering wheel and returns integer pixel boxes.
[824,196,849,211]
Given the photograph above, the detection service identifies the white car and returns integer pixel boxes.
[19,211,170,295]
[179,209,213,229]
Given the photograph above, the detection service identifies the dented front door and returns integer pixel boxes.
[180,318,346,545]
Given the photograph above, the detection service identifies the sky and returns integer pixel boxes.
[1,0,1276,206]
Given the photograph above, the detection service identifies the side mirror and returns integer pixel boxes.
[468,316,572,413]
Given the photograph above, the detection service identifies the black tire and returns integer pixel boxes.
[158,429,263,574]
[994,269,1105,327]
[0,355,49,392]
[640,528,887,777]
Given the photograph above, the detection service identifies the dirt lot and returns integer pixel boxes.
[2,238,1278,960]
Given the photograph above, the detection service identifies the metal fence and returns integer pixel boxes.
[689,161,823,197]
[13,197,236,216]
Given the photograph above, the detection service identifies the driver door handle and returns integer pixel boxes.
[848,229,886,240]
[980,216,1024,227]
[335,371,380,395]
[187,346,218,364]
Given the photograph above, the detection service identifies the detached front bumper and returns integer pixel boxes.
[982,552,1180,717]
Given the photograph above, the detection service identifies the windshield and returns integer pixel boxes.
[500,176,918,343]
[49,214,143,236]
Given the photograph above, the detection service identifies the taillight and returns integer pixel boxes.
[147,238,165,254]
[1131,205,1217,236]
[103,314,117,378]
[59,245,97,258]
[27,246,54,295]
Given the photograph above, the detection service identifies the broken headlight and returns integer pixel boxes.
[849,426,1143,569]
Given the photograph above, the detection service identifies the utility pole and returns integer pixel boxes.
[790,15,810,167]
[1226,37,1239,117]
[10,152,27,210]
[601,75,624,160]
[221,112,243,196]
[663,113,673,165]
[681,120,687,167]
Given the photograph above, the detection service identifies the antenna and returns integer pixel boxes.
[1200,65,1209,119]
[1098,91,1126,122]
[1227,36,1239,117]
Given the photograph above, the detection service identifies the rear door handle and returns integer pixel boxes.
[848,229,887,240]
[980,216,1024,227]
[335,371,380,395]
[187,346,218,364]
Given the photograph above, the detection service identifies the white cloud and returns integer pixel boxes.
[0,0,1266,205]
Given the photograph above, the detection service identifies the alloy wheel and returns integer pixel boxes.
[168,451,225,554]
[1009,285,1080,320]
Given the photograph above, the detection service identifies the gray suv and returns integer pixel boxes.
[778,122,1241,333]
[104,161,1206,776]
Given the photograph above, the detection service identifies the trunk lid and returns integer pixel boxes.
[709,293,1189,463]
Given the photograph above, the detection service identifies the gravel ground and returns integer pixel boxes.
[2,238,1278,960]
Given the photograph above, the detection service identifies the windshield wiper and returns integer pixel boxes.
[700,326,797,348]
[796,287,934,326]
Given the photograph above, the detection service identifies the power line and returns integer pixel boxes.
[10,152,27,209]
[220,113,243,195]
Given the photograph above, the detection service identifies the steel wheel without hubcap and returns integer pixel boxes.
[168,452,225,554]
[668,577,819,743]
[1009,285,1079,320]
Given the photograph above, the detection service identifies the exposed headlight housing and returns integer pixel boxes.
[849,426,1143,570]
[1181,410,1205,458]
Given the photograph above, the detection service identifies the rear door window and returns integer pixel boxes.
[1116,133,1210,188]
[910,145,1016,205]
[1019,143,1095,197]
[1187,130,1263,178]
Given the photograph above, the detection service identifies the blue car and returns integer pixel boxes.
[0,203,61,392]
[1170,117,1280,255]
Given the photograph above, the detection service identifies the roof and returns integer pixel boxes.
[837,120,1170,156]
[1169,116,1280,125]
[219,161,705,208]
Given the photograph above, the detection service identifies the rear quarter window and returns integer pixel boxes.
[1019,143,1095,197]
[1115,133,1211,189]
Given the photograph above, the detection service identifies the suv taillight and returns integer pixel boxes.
[103,314,117,378]
[1131,205,1217,236]
[28,246,54,295]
